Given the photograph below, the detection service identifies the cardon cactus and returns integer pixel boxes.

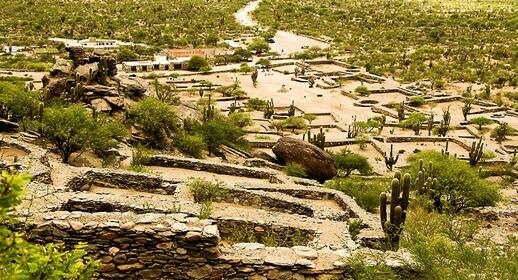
[427,112,434,136]
[397,101,405,121]
[469,138,484,166]
[441,140,449,156]
[288,100,296,117]
[228,99,237,115]
[384,144,399,171]
[203,95,215,122]
[443,106,451,126]
[263,98,275,119]
[380,171,411,248]
[415,159,436,195]
[347,116,359,139]
[307,127,326,150]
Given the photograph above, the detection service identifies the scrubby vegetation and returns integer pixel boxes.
[406,150,500,212]
[0,0,249,47]
[325,177,388,213]
[255,0,518,83]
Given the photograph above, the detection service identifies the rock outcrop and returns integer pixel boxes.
[41,47,142,115]
[272,137,337,182]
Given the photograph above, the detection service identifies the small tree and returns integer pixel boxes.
[247,38,270,53]
[41,105,125,163]
[0,170,99,278]
[187,56,209,71]
[228,111,253,128]
[129,98,179,147]
[200,120,246,156]
[399,112,428,135]
[469,116,494,130]
[282,116,307,132]
[331,149,372,176]
[303,113,317,125]
[239,63,253,74]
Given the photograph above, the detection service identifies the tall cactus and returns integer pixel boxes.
[380,171,411,248]
[469,138,484,166]
[397,101,405,121]
[384,144,399,171]
[203,95,215,122]
[228,98,237,115]
[427,112,434,136]
[306,127,326,150]
[70,83,85,102]
[263,98,275,119]
[347,116,359,139]
[98,57,108,85]
[288,100,296,117]
[443,106,451,126]
[38,102,44,123]
[441,140,450,156]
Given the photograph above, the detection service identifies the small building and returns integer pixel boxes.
[122,55,190,72]
[2,46,24,54]
[49,37,147,49]
[167,48,228,59]
[223,40,242,49]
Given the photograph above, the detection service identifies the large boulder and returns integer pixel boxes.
[75,62,98,81]
[272,137,337,182]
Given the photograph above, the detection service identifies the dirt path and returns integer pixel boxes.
[234,0,330,55]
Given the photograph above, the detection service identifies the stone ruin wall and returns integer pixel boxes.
[25,216,350,280]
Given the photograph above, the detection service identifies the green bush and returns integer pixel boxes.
[200,119,247,156]
[189,178,226,203]
[40,104,126,163]
[405,150,500,211]
[175,133,206,158]
[228,111,252,128]
[325,177,388,212]
[187,56,209,71]
[0,171,99,279]
[129,98,179,147]
[246,97,267,111]
[285,163,307,178]
[469,116,494,130]
[330,149,372,176]
[355,86,370,96]
[408,96,426,107]
[0,81,41,121]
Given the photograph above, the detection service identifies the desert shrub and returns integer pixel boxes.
[355,86,370,96]
[175,133,206,159]
[198,201,213,219]
[491,122,515,143]
[0,171,99,279]
[246,97,268,111]
[285,163,307,178]
[228,111,253,128]
[215,83,247,97]
[400,207,518,279]
[128,98,179,147]
[189,178,226,203]
[330,149,372,176]
[90,115,127,155]
[325,177,388,212]
[408,96,426,106]
[405,150,500,212]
